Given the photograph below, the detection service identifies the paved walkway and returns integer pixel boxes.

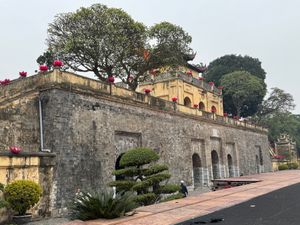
[64,170,300,225]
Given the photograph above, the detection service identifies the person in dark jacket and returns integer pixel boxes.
[180,180,188,197]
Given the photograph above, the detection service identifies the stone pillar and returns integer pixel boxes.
[219,164,226,178]
[202,168,210,186]
[232,166,240,177]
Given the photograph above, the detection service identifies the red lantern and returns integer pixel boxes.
[186,70,193,75]
[39,65,48,72]
[19,71,27,77]
[274,155,285,159]
[208,81,215,86]
[223,112,228,117]
[171,97,178,102]
[53,60,63,67]
[107,76,115,83]
[198,77,205,80]
[10,146,22,154]
[193,104,198,108]
[0,79,11,85]
[144,89,151,94]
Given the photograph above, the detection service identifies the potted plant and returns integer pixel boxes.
[4,180,42,224]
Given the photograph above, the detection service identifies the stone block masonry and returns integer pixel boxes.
[0,71,272,215]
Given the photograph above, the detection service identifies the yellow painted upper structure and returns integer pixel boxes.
[137,66,224,116]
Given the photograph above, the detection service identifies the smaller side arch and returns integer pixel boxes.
[199,102,205,110]
[211,106,217,113]
[184,97,192,107]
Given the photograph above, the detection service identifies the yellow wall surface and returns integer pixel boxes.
[0,156,40,185]
[138,78,224,116]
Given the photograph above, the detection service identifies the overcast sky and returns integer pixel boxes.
[1,0,299,113]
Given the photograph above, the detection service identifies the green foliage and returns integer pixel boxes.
[120,147,159,167]
[220,71,266,117]
[112,167,140,177]
[145,173,172,185]
[278,164,289,170]
[143,164,168,176]
[256,88,295,119]
[204,54,266,85]
[253,88,300,152]
[108,180,136,191]
[0,199,9,209]
[148,21,193,67]
[154,184,180,194]
[70,191,137,220]
[204,54,267,116]
[4,180,42,215]
[111,147,178,206]
[36,50,55,69]
[160,193,185,202]
[258,112,300,153]
[47,4,193,90]
[132,193,156,205]
[0,183,4,192]
[288,162,299,169]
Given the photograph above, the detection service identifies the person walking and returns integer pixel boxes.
[180,180,188,197]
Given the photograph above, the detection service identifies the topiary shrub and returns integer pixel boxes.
[70,191,137,220]
[119,147,159,167]
[288,162,299,169]
[0,199,8,209]
[0,183,4,192]
[109,147,181,206]
[4,180,42,215]
[278,164,289,170]
[160,193,185,202]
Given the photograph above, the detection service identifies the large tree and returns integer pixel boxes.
[204,54,267,116]
[220,71,266,117]
[203,54,266,85]
[46,4,193,90]
[253,88,299,152]
[256,87,295,120]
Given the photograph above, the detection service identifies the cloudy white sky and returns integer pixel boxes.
[1,0,299,113]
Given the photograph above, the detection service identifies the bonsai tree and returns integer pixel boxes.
[4,180,42,216]
[109,147,181,205]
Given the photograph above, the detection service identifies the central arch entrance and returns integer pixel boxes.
[192,153,202,187]
[211,150,219,179]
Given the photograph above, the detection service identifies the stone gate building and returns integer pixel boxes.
[0,70,272,216]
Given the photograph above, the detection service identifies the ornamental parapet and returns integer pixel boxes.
[0,69,267,133]
[142,72,221,94]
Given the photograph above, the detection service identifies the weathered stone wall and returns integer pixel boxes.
[0,95,40,152]
[0,72,272,215]
[39,88,271,214]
